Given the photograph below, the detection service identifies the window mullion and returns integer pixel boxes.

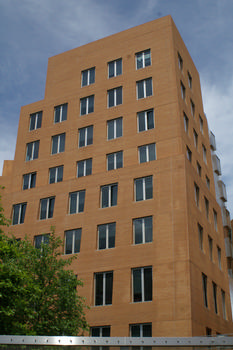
[57,136,60,153]
[55,167,58,182]
[145,112,148,130]
[103,273,106,305]
[29,173,32,188]
[32,142,35,160]
[77,192,79,213]
[108,186,111,207]
[143,81,146,98]
[87,98,89,114]
[114,120,116,139]
[46,199,49,219]
[60,106,62,122]
[143,178,146,200]
[142,52,145,68]
[142,219,145,243]
[18,205,22,224]
[146,145,149,162]
[84,160,86,176]
[72,231,75,254]
[114,89,116,106]
[106,225,109,249]
[114,153,116,169]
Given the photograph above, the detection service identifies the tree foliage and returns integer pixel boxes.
[0,190,88,335]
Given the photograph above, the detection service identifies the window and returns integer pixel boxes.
[206,176,210,189]
[132,267,152,302]
[213,282,218,314]
[77,159,92,177]
[213,209,218,231]
[221,290,227,319]
[202,273,208,308]
[184,113,189,133]
[65,229,82,254]
[82,67,95,86]
[108,58,122,78]
[139,143,156,163]
[54,103,67,123]
[206,327,212,336]
[130,323,152,337]
[79,125,93,147]
[186,146,192,162]
[190,99,195,117]
[26,140,39,161]
[198,223,203,251]
[40,197,55,220]
[94,271,113,306]
[193,129,198,149]
[107,117,123,140]
[34,234,49,249]
[181,81,186,100]
[178,52,183,71]
[204,197,209,220]
[136,49,151,69]
[194,183,199,208]
[80,95,94,115]
[51,133,65,154]
[29,111,42,131]
[199,115,204,134]
[108,87,122,107]
[133,216,153,244]
[98,222,116,250]
[197,162,202,177]
[188,71,192,89]
[137,109,154,132]
[69,190,85,214]
[217,246,222,269]
[23,172,36,190]
[137,78,152,99]
[208,235,213,261]
[135,176,153,201]
[101,183,118,208]
[107,151,123,171]
[12,203,27,225]
[49,165,63,184]
[91,326,110,337]
[202,144,207,164]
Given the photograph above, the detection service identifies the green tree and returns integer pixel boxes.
[0,190,88,335]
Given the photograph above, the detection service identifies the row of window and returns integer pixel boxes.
[198,223,222,269]
[178,52,193,91]
[202,273,227,319]
[13,175,153,224]
[91,322,152,338]
[194,183,218,230]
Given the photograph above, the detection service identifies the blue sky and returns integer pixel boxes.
[1,0,233,213]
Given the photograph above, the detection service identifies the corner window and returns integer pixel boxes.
[188,71,192,89]
[213,282,218,314]
[133,216,152,244]
[12,203,27,225]
[78,125,93,147]
[137,109,154,132]
[194,183,199,208]
[178,52,183,71]
[137,78,152,99]
[134,176,153,201]
[197,162,202,177]
[213,209,218,231]
[217,246,221,269]
[181,81,186,100]
[51,133,65,154]
[193,129,198,149]
[94,271,113,306]
[136,49,151,69]
[204,197,209,220]
[101,183,118,208]
[80,95,94,115]
[190,99,195,117]
[221,290,226,319]
[198,223,203,251]
[77,159,92,178]
[107,151,123,171]
[202,273,208,308]
[69,190,85,214]
[107,117,122,140]
[108,87,122,107]
[54,103,67,123]
[29,111,42,131]
[138,143,156,163]
[26,141,39,161]
[108,59,122,78]
[199,115,204,134]
[184,113,189,133]
[186,146,192,162]
[82,67,95,87]
[65,229,82,254]
[40,197,55,220]
[49,165,63,184]
[132,267,152,302]
[98,222,116,250]
[23,172,36,190]
[208,235,213,261]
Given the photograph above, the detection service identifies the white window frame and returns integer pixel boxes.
[138,143,156,163]
[94,271,113,306]
[107,151,123,170]
[69,190,85,214]
[80,95,94,115]
[51,133,65,154]
[79,126,93,147]
[130,323,152,337]
[26,141,39,161]
[77,159,92,177]
[137,109,154,132]
[107,87,122,107]
[40,197,55,220]
[34,234,49,249]
[29,111,42,131]
[136,49,151,69]
[136,78,153,99]
[132,266,152,303]
[108,58,122,78]
[107,117,123,140]
[12,203,27,225]
[134,176,153,201]
[49,165,63,184]
[65,229,82,254]
[23,172,36,190]
[133,216,153,244]
[54,103,67,123]
[101,183,118,208]
[81,67,95,87]
[98,223,116,250]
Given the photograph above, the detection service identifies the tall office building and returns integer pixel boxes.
[1,16,233,336]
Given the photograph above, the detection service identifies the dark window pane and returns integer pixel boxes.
[74,229,81,253]
[30,114,36,131]
[108,90,114,107]
[138,112,145,132]
[40,199,47,220]
[116,87,122,105]
[145,176,153,199]
[116,59,122,75]
[48,198,55,218]
[101,186,109,208]
[144,267,152,301]
[105,272,113,305]
[49,168,56,184]
[57,166,63,182]
[102,327,110,337]
[107,153,114,170]
[116,151,123,168]
[133,269,142,302]
[59,134,65,152]
[147,110,154,129]
[89,68,95,84]
[82,71,88,86]
[33,141,39,159]
[146,78,152,96]
[62,104,67,121]
[86,159,92,175]
[137,53,143,69]
[144,50,151,67]
[137,81,144,99]
[20,204,26,224]
[116,118,122,137]
[111,184,118,206]
[135,178,143,201]
[79,128,85,147]
[54,106,60,123]
[35,235,42,249]
[80,99,86,115]
[131,324,140,337]
[65,230,73,254]
[148,143,156,160]
[88,95,94,113]
[108,62,114,78]
[26,143,32,161]
[134,218,143,244]
[37,112,42,128]
[91,328,100,337]
[78,191,85,212]
[139,146,147,163]
[108,120,114,140]
[23,174,29,190]
[98,225,106,250]
[12,205,20,225]
[77,161,84,177]
[145,216,153,243]
[87,126,93,145]
[143,324,152,337]
[95,273,103,306]
[70,193,77,214]
[31,173,36,188]
[52,136,58,154]
[108,223,116,248]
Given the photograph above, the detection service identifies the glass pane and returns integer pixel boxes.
[111,184,118,206]
[57,166,63,182]
[108,90,114,107]
[48,197,55,218]
[54,106,60,123]
[49,168,56,184]
[33,141,39,159]
[35,236,42,249]
[59,134,65,152]
[108,223,116,248]
[77,161,84,178]
[79,128,85,147]
[131,324,140,337]
[116,87,122,105]
[98,225,106,250]
[36,112,42,128]
[87,126,93,145]
[139,146,147,163]
[88,95,94,113]
[78,190,85,212]
[23,174,29,190]
[136,53,143,69]
[91,328,100,337]
[95,273,103,305]
[89,68,95,84]
[20,204,26,224]
[116,118,122,137]
[146,78,152,96]
[62,103,67,121]
[86,159,92,175]
[12,205,20,225]
[74,229,81,253]
[82,71,88,86]
[43,234,50,245]
[108,61,114,78]
[80,98,87,115]
[102,326,110,337]
[145,176,153,199]
[70,193,77,214]
[105,272,113,305]
[31,173,36,188]
[29,114,36,131]
[52,136,58,154]
[137,81,144,99]
[65,231,73,254]
[144,267,152,301]
[40,199,47,220]
[107,153,114,171]
[144,49,151,67]
[147,110,154,129]
[116,59,122,75]
[116,151,123,168]
[134,218,143,244]
[143,324,152,337]
[101,186,109,208]
[145,216,153,243]
[135,178,143,201]
[26,143,32,161]
[108,120,114,140]
[138,112,145,132]
[148,143,156,161]
[133,269,142,302]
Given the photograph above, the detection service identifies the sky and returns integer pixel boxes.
[0,0,233,214]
